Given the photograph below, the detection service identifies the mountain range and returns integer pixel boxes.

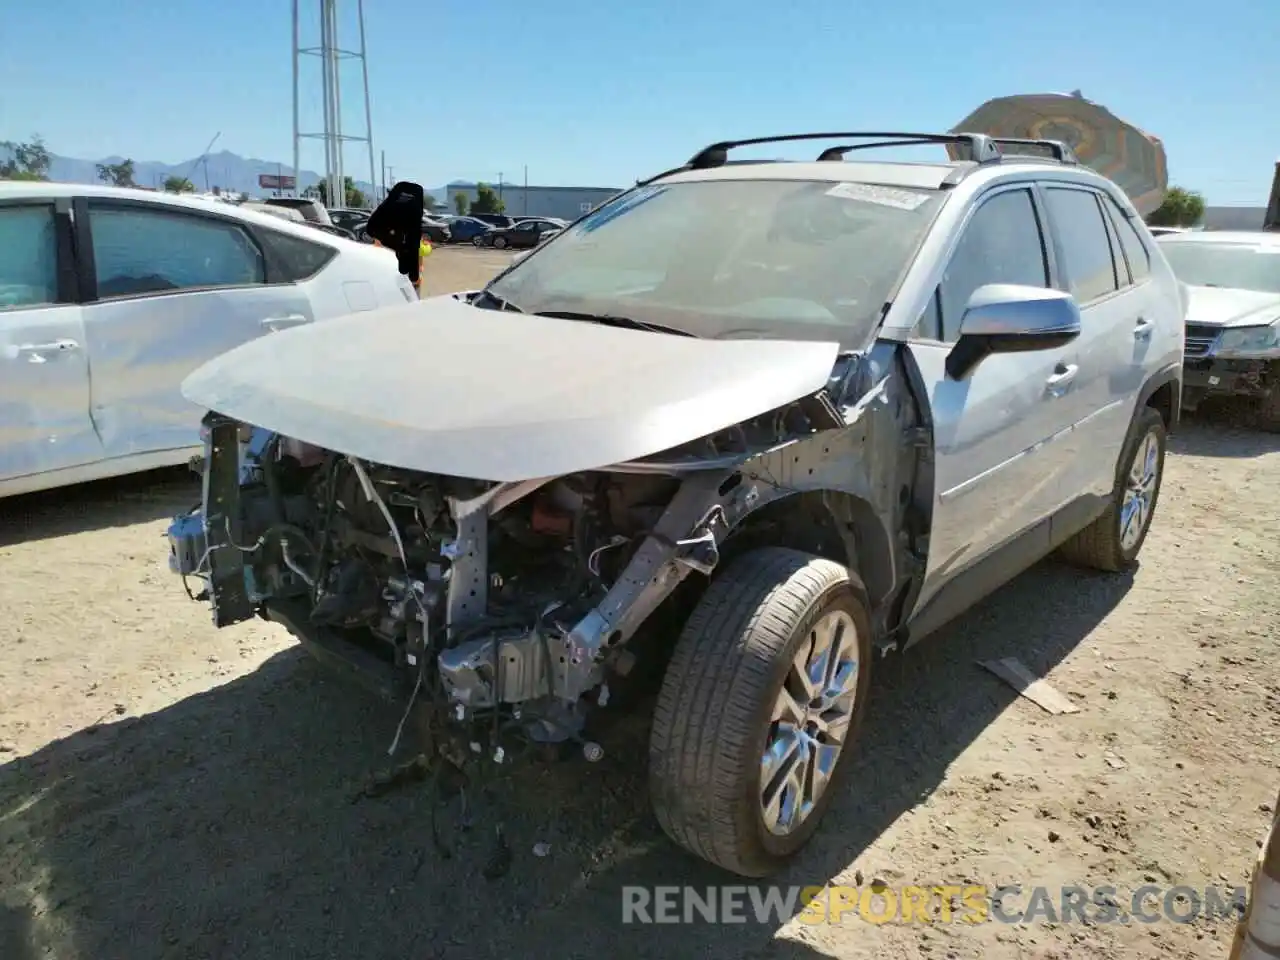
[1,144,467,205]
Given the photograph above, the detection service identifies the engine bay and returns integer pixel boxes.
[167,401,839,752]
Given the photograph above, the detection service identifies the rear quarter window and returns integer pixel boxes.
[257,227,338,282]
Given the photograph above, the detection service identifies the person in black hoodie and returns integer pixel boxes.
[365,181,425,288]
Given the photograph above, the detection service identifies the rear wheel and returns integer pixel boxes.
[649,547,872,877]
[493,236,508,249]
[1057,405,1166,572]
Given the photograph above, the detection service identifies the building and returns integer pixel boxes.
[1201,206,1267,231]
[447,183,622,221]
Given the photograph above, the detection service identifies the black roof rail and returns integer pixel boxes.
[687,132,1004,168]
[637,131,1078,187]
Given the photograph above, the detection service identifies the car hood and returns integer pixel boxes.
[1185,285,1280,328]
[180,296,840,482]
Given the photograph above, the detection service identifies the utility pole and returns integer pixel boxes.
[498,172,504,206]
[523,165,528,215]
[380,150,386,202]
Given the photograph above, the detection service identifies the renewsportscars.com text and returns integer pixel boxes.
[620,883,1246,925]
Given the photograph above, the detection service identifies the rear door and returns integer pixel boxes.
[906,185,1080,610]
[1038,186,1149,503]
[0,196,103,484]
[76,197,315,460]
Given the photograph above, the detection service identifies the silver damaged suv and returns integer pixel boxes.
[167,131,1185,877]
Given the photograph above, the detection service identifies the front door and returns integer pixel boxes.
[906,185,1080,613]
[76,197,314,460]
[0,197,102,484]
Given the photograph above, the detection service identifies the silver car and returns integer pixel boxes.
[167,130,1184,877]
[1158,229,1280,429]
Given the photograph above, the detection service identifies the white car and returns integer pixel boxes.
[0,181,416,499]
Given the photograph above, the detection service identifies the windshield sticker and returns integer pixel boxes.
[825,182,929,210]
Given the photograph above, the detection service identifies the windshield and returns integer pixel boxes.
[1159,240,1280,294]
[485,178,945,347]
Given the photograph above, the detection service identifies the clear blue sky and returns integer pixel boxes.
[3,0,1277,203]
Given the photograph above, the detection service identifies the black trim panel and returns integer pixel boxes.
[903,492,1109,647]
[1137,361,1183,430]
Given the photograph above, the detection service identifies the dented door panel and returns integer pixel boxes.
[77,198,313,460]
[0,198,102,483]
[0,306,101,482]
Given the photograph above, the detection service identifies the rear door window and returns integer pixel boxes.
[88,204,266,299]
[1043,188,1119,303]
[1102,195,1152,284]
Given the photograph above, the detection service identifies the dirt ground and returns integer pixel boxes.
[1,246,1277,960]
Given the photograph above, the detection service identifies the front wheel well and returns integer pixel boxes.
[721,490,895,611]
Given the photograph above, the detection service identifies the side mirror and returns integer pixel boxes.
[945,284,1081,380]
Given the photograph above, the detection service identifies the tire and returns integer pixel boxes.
[649,546,872,877]
[493,236,508,249]
[1057,405,1166,572]
[472,236,483,247]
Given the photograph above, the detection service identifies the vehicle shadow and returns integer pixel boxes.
[1173,407,1280,459]
[0,467,198,548]
[0,558,1131,960]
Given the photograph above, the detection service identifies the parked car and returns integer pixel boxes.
[241,202,307,224]
[443,216,493,245]
[327,207,372,233]
[475,217,567,249]
[0,181,418,499]
[1157,229,1280,428]
[166,130,1183,878]
[421,217,452,246]
[467,212,515,229]
[252,198,357,240]
[261,196,334,225]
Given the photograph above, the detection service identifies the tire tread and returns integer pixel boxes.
[649,546,864,876]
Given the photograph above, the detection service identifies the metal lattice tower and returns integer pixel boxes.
[292,0,376,206]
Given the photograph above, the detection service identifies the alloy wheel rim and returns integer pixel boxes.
[1120,429,1160,551]
[760,608,860,837]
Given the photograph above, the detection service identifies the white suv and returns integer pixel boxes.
[0,182,416,498]
[167,132,1185,877]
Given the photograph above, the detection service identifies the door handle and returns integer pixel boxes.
[1133,317,1153,340]
[260,314,310,330]
[12,339,81,363]
[1045,362,1078,395]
